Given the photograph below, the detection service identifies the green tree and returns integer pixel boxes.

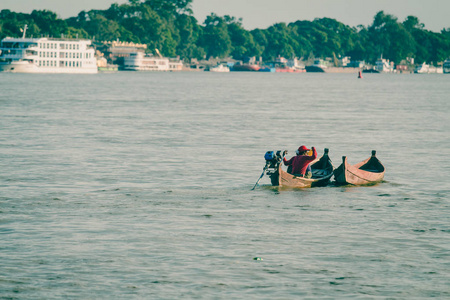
[287,21,314,58]
[175,14,204,59]
[0,10,34,38]
[313,18,359,57]
[65,27,89,39]
[200,13,232,58]
[264,23,298,59]
[226,17,259,59]
[30,10,68,37]
[347,25,368,61]
[403,16,424,31]
[368,11,415,64]
[84,14,124,41]
[144,0,193,16]
[3,5,450,64]
[250,29,268,55]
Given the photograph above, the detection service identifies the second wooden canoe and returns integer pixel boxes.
[333,150,385,185]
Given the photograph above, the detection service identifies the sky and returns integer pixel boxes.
[1,0,448,32]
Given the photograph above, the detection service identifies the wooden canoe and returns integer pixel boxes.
[269,148,334,188]
[333,150,385,185]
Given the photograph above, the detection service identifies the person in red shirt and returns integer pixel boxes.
[283,145,317,178]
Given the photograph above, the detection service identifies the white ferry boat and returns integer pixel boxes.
[374,57,394,73]
[363,57,395,73]
[124,51,182,71]
[0,25,97,74]
[207,64,230,72]
[415,62,430,73]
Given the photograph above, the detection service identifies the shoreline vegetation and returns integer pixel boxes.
[1,0,449,68]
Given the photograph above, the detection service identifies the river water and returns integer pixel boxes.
[1,72,449,299]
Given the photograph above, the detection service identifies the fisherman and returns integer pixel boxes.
[283,145,317,178]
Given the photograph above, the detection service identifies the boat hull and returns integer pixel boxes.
[0,61,38,73]
[276,168,333,188]
[276,67,306,73]
[259,67,276,72]
[208,65,230,72]
[362,69,380,73]
[0,61,98,74]
[98,65,119,72]
[231,64,260,72]
[269,149,334,188]
[334,151,385,185]
[306,66,361,73]
[305,65,326,73]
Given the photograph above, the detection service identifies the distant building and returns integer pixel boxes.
[339,56,351,67]
[124,52,182,71]
[95,40,147,67]
[396,64,409,73]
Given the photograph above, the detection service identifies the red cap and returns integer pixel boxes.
[298,145,310,152]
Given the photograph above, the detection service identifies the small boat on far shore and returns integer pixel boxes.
[444,59,450,74]
[305,59,360,73]
[268,148,334,188]
[207,64,230,72]
[275,66,306,73]
[231,62,260,72]
[333,150,385,185]
[363,57,394,73]
[414,62,443,74]
[265,56,306,73]
[305,59,328,72]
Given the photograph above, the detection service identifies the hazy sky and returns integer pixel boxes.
[1,0,448,32]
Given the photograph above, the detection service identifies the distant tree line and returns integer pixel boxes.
[1,0,450,65]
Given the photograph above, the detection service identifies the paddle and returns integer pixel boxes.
[251,166,268,190]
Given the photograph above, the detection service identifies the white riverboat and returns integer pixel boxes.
[363,57,395,73]
[123,51,183,71]
[374,57,394,73]
[414,62,443,74]
[207,64,230,72]
[0,25,97,74]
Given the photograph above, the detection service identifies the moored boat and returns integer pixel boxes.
[259,66,276,72]
[363,57,394,73]
[208,64,230,72]
[415,62,430,74]
[231,62,260,72]
[305,59,328,72]
[305,59,358,73]
[414,62,443,74]
[275,66,305,73]
[0,25,98,74]
[333,150,385,185]
[267,148,334,188]
[123,51,182,71]
[266,56,306,73]
[362,68,379,73]
[444,59,450,74]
